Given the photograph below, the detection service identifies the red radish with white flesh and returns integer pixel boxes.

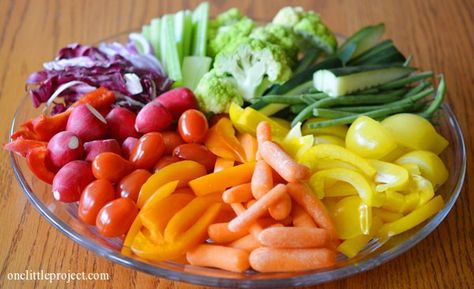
[135,101,173,133]
[66,103,108,142]
[84,139,121,162]
[52,160,95,202]
[122,137,138,159]
[105,107,140,142]
[156,87,198,119]
[47,131,83,168]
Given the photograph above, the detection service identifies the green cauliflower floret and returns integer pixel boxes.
[273,6,337,54]
[213,38,292,102]
[250,23,300,66]
[207,8,255,58]
[194,70,244,114]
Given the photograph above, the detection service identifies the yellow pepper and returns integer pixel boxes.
[401,192,420,214]
[373,208,403,223]
[164,192,222,242]
[302,117,348,139]
[337,216,383,258]
[132,203,222,261]
[228,103,289,139]
[301,144,377,177]
[411,174,434,208]
[381,113,449,154]
[189,162,255,196]
[205,118,246,163]
[137,160,207,207]
[313,135,345,147]
[377,195,444,238]
[346,116,398,159]
[325,181,358,197]
[310,168,382,207]
[281,123,314,161]
[370,159,409,192]
[331,195,372,239]
[396,150,449,188]
[381,190,406,213]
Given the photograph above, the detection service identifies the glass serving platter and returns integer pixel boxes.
[8,31,466,288]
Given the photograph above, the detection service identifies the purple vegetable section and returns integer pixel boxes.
[27,37,173,114]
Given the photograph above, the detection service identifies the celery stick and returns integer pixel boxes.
[191,2,209,56]
[182,56,212,90]
[161,14,182,81]
[150,19,161,61]
[174,11,186,63]
[182,10,193,58]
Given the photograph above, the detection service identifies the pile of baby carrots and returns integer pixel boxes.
[187,122,339,273]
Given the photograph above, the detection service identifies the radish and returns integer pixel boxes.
[84,139,122,162]
[47,131,83,168]
[156,87,198,119]
[66,104,108,142]
[122,137,138,159]
[106,107,140,142]
[52,160,95,202]
[135,101,173,133]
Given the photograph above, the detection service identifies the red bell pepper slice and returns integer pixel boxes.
[3,139,47,157]
[26,147,56,184]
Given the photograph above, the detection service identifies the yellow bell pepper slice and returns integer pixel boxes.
[313,135,345,147]
[370,159,409,192]
[310,168,382,207]
[229,103,289,139]
[373,208,404,223]
[396,150,449,188]
[132,203,222,261]
[164,192,221,242]
[281,122,314,161]
[381,190,406,213]
[337,216,383,258]
[411,174,434,208]
[301,144,377,177]
[381,113,449,154]
[401,192,420,214]
[346,116,398,159]
[137,160,207,207]
[325,181,358,197]
[302,117,348,139]
[205,117,246,163]
[189,162,255,196]
[332,196,372,239]
[140,192,194,241]
[377,195,444,238]
[271,117,291,129]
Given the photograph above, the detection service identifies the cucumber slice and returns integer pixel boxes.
[338,23,385,63]
[313,65,415,97]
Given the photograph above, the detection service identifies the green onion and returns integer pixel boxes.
[419,75,446,119]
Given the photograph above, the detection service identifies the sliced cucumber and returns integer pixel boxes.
[313,65,415,97]
[338,23,385,64]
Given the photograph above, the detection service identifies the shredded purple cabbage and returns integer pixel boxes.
[28,36,172,114]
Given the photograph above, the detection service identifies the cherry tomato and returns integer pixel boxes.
[129,132,165,170]
[92,152,135,183]
[178,109,209,143]
[78,179,115,225]
[96,198,138,237]
[153,155,181,172]
[116,169,151,201]
[161,131,185,154]
[173,143,217,171]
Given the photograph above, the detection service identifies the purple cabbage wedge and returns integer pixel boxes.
[27,34,173,114]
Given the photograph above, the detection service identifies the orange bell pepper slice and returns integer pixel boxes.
[137,160,207,207]
[132,203,222,261]
[189,162,256,196]
[205,118,246,163]
[214,158,235,172]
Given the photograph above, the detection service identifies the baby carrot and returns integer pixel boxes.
[251,160,274,199]
[246,199,257,209]
[229,234,261,252]
[222,183,253,204]
[228,184,287,232]
[287,182,338,241]
[249,247,336,272]
[258,227,330,248]
[208,222,247,244]
[292,204,317,228]
[256,121,272,160]
[260,141,311,182]
[268,192,292,221]
[186,244,250,273]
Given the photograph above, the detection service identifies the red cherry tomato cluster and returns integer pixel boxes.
[5,87,219,238]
